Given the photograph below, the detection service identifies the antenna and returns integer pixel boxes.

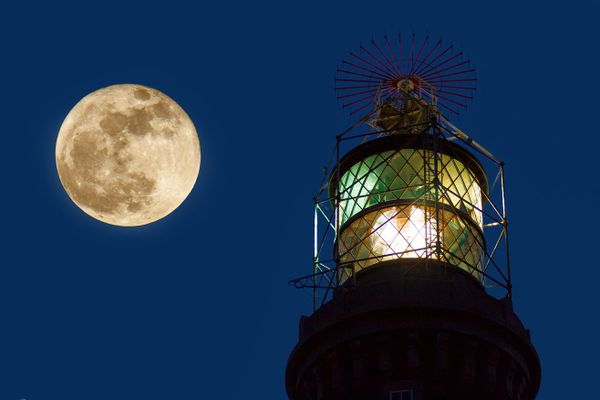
[335,34,476,119]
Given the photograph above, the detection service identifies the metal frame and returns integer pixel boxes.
[290,105,512,311]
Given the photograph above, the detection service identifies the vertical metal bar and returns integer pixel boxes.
[500,163,512,298]
[335,136,341,289]
[313,202,318,312]
[422,126,430,261]
[433,117,441,261]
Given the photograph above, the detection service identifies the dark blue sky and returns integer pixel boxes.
[1,1,597,398]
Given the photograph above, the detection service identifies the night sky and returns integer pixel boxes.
[1,1,597,398]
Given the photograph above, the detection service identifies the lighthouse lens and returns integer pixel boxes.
[337,204,484,283]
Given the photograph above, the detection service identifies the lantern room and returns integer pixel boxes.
[331,132,488,284]
[292,34,514,305]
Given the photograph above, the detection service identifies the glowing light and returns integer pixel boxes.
[371,206,437,259]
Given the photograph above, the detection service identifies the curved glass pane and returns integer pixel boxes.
[338,205,484,282]
[338,150,484,227]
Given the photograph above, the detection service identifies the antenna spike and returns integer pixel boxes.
[334,33,477,119]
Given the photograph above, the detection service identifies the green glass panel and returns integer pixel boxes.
[338,150,484,228]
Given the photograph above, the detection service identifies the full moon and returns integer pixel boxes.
[56,84,200,226]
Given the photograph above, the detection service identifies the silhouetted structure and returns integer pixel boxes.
[287,34,540,400]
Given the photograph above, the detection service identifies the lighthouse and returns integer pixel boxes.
[286,34,541,400]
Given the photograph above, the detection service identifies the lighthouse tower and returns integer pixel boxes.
[286,35,541,400]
